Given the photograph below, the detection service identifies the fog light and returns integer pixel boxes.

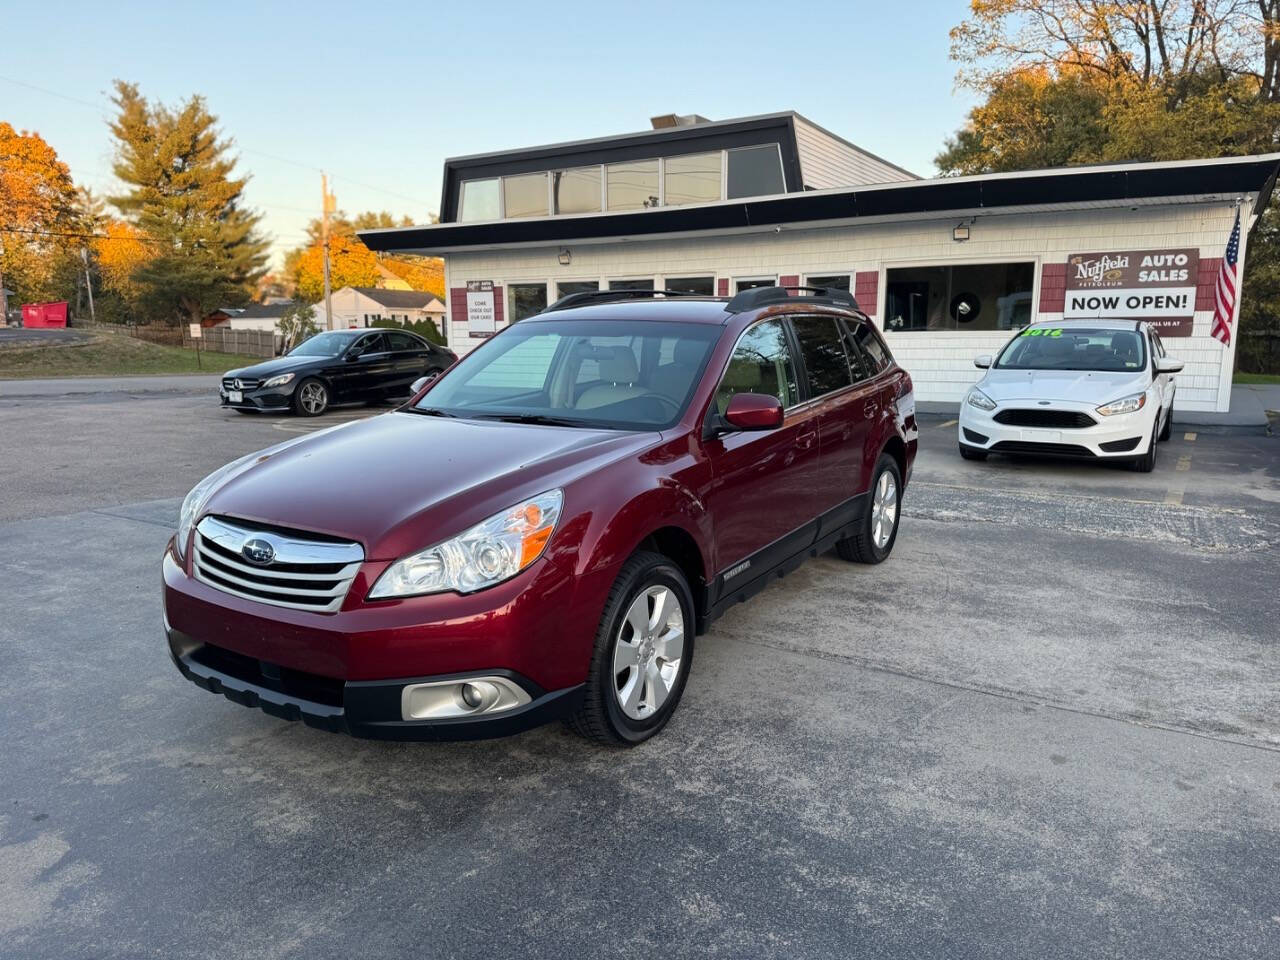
[460,682,485,709]
[401,676,532,721]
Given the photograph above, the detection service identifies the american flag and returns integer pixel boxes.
[1210,208,1241,346]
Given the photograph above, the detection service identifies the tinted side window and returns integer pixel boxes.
[848,321,891,375]
[716,319,799,413]
[387,332,420,352]
[791,316,854,397]
[358,333,388,354]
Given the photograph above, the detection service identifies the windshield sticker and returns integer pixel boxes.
[1021,328,1063,338]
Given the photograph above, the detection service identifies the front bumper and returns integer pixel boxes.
[958,400,1153,459]
[219,383,295,411]
[163,537,599,740]
[167,625,582,740]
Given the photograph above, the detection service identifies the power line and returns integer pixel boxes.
[0,75,437,211]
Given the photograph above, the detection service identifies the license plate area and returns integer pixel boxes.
[228,390,243,403]
[1020,429,1062,442]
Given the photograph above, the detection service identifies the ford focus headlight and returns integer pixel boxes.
[965,387,996,411]
[1096,393,1147,416]
[263,373,295,388]
[370,490,563,599]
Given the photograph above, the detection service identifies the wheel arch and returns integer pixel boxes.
[635,525,708,627]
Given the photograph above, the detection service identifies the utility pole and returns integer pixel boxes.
[321,173,336,330]
[81,247,96,324]
[0,238,8,327]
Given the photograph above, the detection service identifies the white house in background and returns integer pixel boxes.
[224,302,294,331]
[312,287,447,332]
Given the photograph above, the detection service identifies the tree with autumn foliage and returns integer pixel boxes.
[0,122,79,319]
[284,210,444,303]
[107,81,268,326]
[941,1,1280,372]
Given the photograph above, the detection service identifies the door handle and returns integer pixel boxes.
[796,429,817,450]
[863,402,879,419]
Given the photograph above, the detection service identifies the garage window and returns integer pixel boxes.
[885,262,1034,332]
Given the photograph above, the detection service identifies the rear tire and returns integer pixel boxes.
[565,551,695,746]
[959,443,988,461]
[1130,423,1158,472]
[837,454,902,564]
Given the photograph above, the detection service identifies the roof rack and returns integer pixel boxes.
[544,289,703,312]
[725,285,860,314]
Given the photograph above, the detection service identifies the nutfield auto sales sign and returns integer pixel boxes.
[1064,248,1199,336]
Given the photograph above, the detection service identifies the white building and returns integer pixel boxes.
[312,286,446,333]
[358,111,1278,413]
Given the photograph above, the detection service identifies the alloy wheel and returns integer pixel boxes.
[612,585,685,720]
[871,470,898,549]
[299,382,327,415]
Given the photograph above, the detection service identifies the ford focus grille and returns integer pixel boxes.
[192,516,364,613]
[993,409,1097,429]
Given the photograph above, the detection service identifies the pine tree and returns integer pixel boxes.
[107,81,267,325]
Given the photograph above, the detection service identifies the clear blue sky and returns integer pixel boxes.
[3,0,976,266]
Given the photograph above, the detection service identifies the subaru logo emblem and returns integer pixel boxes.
[241,538,275,565]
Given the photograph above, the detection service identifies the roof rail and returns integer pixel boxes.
[724,285,860,314]
[544,288,703,312]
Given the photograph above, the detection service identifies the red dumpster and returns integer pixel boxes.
[21,301,68,328]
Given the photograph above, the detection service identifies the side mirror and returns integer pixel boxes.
[1155,356,1184,374]
[722,393,784,431]
[974,354,993,369]
[410,373,439,394]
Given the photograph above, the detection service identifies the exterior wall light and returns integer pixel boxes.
[558,248,572,265]
[952,224,971,242]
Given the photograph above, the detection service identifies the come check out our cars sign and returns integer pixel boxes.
[1064,248,1199,336]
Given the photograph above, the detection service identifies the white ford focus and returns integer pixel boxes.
[958,319,1183,472]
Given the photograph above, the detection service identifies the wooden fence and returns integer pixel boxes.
[186,326,279,358]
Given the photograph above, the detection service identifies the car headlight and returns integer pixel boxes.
[1096,393,1147,416]
[965,387,996,411]
[369,490,563,599]
[175,453,260,558]
[263,373,295,388]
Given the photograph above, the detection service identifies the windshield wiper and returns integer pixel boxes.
[403,406,457,417]
[471,413,589,427]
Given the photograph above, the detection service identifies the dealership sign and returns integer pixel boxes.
[1064,248,1199,336]
[466,280,496,337]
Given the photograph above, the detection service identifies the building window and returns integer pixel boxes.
[884,262,1035,332]
[556,280,599,299]
[509,283,548,322]
[503,172,549,218]
[608,278,654,291]
[665,276,715,295]
[607,160,660,211]
[727,144,784,199]
[734,277,776,292]
[664,152,723,206]
[553,166,602,214]
[805,274,851,292]
[459,178,500,222]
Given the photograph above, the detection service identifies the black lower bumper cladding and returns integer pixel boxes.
[166,629,582,741]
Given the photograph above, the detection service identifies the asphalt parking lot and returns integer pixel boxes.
[2,388,1278,959]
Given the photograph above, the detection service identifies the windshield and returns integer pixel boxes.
[412,319,719,430]
[290,332,356,357]
[996,327,1147,372]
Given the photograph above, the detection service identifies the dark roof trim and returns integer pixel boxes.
[362,155,1280,255]
[349,287,441,308]
[439,113,806,221]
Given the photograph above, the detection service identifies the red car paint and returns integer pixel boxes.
[164,297,917,738]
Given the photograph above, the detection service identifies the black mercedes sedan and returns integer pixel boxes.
[220,329,456,416]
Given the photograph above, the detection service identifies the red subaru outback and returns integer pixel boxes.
[163,287,917,745]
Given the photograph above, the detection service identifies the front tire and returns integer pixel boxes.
[565,551,695,746]
[293,378,329,417]
[1130,423,1158,472]
[837,454,902,564]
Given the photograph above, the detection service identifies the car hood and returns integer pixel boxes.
[979,367,1149,404]
[201,412,658,559]
[224,354,329,379]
